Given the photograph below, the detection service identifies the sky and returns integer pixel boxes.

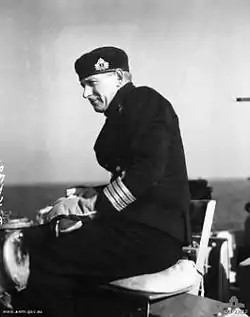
[0,0,250,184]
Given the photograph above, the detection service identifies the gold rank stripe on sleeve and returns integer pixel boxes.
[103,177,136,211]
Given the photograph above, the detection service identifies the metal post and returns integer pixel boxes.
[0,161,10,225]
[0,161,5,225]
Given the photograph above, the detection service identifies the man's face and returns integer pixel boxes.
[80,72,119,113]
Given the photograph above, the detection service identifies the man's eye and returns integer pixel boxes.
[88,81,97,87]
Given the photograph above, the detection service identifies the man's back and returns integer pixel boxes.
[94,83,190,244]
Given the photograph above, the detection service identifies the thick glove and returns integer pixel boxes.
[54,196,97,235]
[44,196,85,223]
[36,195,97,227]
[36,196,84,226]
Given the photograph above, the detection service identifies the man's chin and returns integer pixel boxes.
[93,107,105,113]
[91,102,108,113]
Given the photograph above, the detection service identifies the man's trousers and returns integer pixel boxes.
[10,214,183,316]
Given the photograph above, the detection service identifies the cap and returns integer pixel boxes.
[74,46,129,80]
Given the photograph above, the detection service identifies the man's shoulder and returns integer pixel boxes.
[131,85,162,97]
[127,85,172,107]
[122,85,178,127]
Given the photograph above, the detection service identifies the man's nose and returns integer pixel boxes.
[82,85,92,99]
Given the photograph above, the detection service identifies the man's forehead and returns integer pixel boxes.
[80,72,113,85]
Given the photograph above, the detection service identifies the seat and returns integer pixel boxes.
[101,199,216,316]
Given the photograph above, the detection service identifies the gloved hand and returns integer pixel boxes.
[53,196,98,235]
[45,196,85,223]
[36,195,98,228]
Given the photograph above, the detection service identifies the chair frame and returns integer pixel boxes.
[187,199,216,295]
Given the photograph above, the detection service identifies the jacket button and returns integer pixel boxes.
[116,166,121,172]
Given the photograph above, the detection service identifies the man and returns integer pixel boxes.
[8,46,190,316]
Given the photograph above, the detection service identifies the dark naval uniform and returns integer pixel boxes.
[94,82,190,244]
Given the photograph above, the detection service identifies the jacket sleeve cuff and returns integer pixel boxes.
[96,177,136,213]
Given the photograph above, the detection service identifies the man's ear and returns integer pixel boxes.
[115,69,124,85]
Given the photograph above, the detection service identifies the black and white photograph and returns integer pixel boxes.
[0,1,250,316]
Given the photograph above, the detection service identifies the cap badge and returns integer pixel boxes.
[94,58,109,71]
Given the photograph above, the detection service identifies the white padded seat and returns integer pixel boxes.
[110,259,200,296]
